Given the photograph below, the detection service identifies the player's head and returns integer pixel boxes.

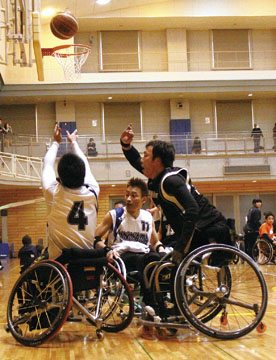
[264,211,275,224]
[142,140,175,179]
[22,235,32,245]
[57,153,85,188]
[125,177,148,212]
[114,200,125,208]
[252,198,262,208]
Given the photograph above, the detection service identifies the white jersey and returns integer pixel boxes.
[108,207,153,254]
[42,140,99,258]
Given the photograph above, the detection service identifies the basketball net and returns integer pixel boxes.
[52,45,91,81]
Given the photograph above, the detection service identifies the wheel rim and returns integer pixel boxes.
[175,244,267,339]
[7,261,72,346]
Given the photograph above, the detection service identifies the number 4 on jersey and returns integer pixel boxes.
[68,201,88,230]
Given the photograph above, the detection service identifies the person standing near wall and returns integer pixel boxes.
[273,123,276,152]
[244,198,262,258]
[251,124,263,153]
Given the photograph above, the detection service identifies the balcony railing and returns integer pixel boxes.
[2,131,275,159]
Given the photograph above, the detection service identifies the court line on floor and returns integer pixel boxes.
[211,343,238,360]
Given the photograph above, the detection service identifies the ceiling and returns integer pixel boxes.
[40,0,276,31]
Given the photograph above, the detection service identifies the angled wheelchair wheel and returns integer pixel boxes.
[252,238,273,265]
[85,263,134,332]
[7,260,73,346]
[174,244,267,340]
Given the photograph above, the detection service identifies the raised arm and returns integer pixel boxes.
[42,124,62,194]
[67,130,99,193]
[120,123,144,174]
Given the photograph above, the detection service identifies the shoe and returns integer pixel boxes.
[0,265,3,271]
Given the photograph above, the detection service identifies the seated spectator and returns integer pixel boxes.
[87,137,98,157]
[192,136,201,154]
[18,235,38,273]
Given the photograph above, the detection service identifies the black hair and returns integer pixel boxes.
[22,235,32,245]
[127,177,148,197]
[146,140,175,168]
[114,200,125,207]
[264,211,275,220]
[57,153,85,189]
[252,198,262,205]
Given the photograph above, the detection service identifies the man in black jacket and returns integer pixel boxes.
[244,198,262,257]
[120,124,232,264]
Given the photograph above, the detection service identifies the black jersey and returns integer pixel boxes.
[123,145,226,252]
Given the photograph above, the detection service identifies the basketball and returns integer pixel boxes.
[50,10,78,40]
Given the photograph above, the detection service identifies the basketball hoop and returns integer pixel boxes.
[42,44,91,81]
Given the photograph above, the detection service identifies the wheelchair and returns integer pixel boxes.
[138,244,268,340]
[252,237,276,265]
[6,254,134,347]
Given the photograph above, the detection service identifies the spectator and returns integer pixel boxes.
[3,122,12,149]
[0,118,4,152]
[243,198,262,257]
[191,136,202,154]
[18,235,38,273]
[273,123,276,152]
[87,137,98,157]
[251,124,263,153]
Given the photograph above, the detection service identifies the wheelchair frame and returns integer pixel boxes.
[138,244,268,340]
[6,258,134,346]
[252,237,276,265]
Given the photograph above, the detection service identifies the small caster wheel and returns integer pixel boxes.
[155,327,167,340]
[96,330,104,340]
[140,325,154,339]
[4,324,10,333]
[220,314,228,326]
[167,327,178,336]
[256,322,266,333]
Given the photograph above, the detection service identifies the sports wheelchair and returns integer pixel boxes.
[252,237,276,265]
[6,252,134,347]
[138,244,267,340]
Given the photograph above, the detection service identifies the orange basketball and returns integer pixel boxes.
[50,11,79,40]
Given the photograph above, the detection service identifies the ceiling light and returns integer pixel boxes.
[96,0,111,5]
[41,8,56,17]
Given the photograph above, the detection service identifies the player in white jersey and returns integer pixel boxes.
[42,125,100,259]
[94,177,165,305]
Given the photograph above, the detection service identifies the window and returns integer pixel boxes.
[212,29,251,69]
[216,100,252,134]
[103,102,141,139]
[99,31,141,71]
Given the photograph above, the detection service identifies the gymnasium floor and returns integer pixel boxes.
[0,257,276,360]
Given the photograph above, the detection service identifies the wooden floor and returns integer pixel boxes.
[0,258,276,360]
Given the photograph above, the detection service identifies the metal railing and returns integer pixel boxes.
[2,131,275,159]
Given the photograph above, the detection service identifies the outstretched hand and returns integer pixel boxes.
[53,124,62,143]
[66,129,78,143]
[120,123,134,145]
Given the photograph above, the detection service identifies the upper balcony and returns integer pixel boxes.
[1,131,275,186]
